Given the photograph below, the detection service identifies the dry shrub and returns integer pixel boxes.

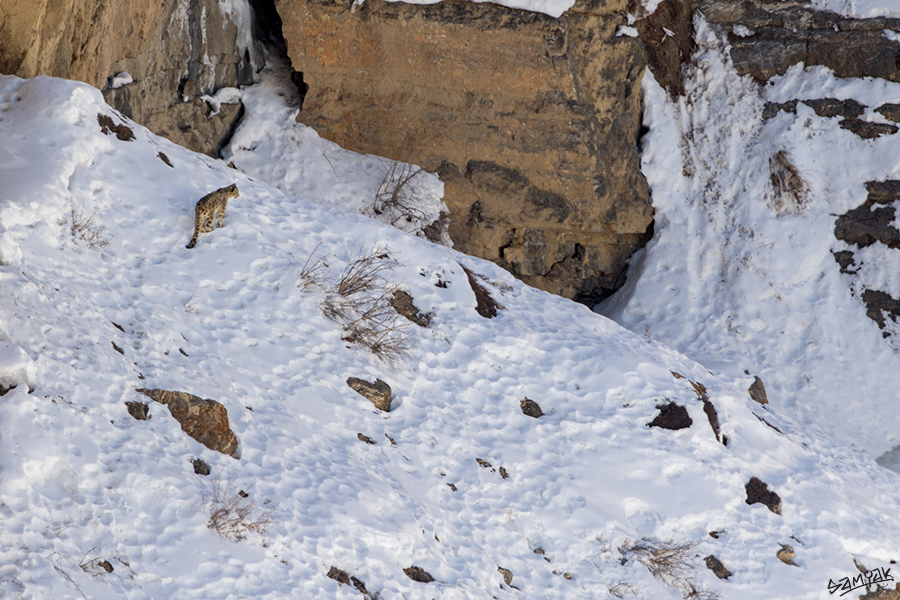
[203,474,274,541]
[297,242,329,291]
[320,247,412,365]
[608,582,640,598]
[769,149,809,214]
[622,539,719,600]
[183,289,200,315]
[373,159,429,227]
[69,204,112,250]
[79,549,114,577]
[335,248,398,297]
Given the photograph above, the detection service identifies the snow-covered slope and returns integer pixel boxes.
[600,20,900,463]
[218,59,450,246]
[2,74,900,600]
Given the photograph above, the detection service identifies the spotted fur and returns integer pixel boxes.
[186,184,239,249]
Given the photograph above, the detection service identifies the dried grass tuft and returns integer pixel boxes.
[769,149,809,214]
[69,204,112,250]
[202,473,274,541]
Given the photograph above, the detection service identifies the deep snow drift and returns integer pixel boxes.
[2,72,900,599]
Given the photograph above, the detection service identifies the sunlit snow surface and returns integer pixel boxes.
[221,61,449,245]
[2,74,900,599]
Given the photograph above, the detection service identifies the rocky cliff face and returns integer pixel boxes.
[697,0,900,82]
[276,0,653,303]
[0,0,261,155]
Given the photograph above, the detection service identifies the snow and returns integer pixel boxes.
[4,69,900,599]
[107,72,133,90]
[200,86,242,116]
[811,0,900,18]
[222,59,450,244]
[600,18,900,462]
[380,0,574,19]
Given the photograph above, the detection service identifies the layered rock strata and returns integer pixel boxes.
[276,0,653,303]
[0,0,261,155]
[697,0,900,82]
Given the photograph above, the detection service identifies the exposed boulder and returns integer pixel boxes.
[403,566,435,583]
[704,555,732,579]
[834,181,900,331]
[748,376,768,405]
[699,0,900,83]
[745,477,782,515]
[136,388,240,458]
[839,119,899,139]
[347,377,392,412]
[460,265,500,319]
[647,402,692,430]
[633,0,696,96]
[125,401,150,420]
[277,0,653,303]
[520,398,544,418]
[389,290,431,327]
[762,100,798,120]
[191,458,211,476]
[835,181,900,250]
[832,250,858,275]
[326,566,369,594]
[702,398,722,443]
[876,104,900,122]
[862,290,900,330]
[802,98,865,119]
[0,0,260,156]
[98,114,136,142]
[776,544,797,566]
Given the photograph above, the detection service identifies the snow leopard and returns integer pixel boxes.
[186,184,239,249]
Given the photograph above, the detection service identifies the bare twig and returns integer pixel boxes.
[318,246,412,365]
[69,203,113,250]
[202,473,274,541]
[183,289,200,315]
[297,243,330,291]
[621,539,718,600]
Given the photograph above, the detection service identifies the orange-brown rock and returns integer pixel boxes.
[137,388,240,458]
[0,0,258,155]
[277,0,653,303]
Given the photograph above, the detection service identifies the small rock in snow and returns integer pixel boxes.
[647,402,692,430]
[136,388,240,458]
[347,377,392,412]
[748,376,768,405]
[389,290,431,327]
[192,458,210,476]
[776,544,797,566]
[403,566,435,583]
[520,397,544,418]
[125,401,149,421]
[745,477,782,515]
[704,555,732,579]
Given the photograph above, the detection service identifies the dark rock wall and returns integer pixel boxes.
[0,0,261,156]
